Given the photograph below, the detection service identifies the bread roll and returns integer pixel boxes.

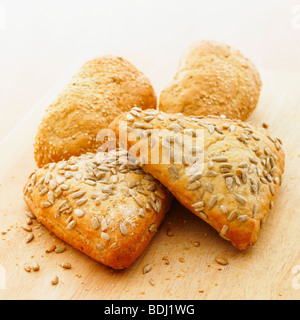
[109,108,285,251]
[159,40,262,121]
[24,150,173,269]
[34,56,157,168]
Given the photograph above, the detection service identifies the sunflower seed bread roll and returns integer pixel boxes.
[24,150,172,269]
[34,56,157,168]
[109,108,285,251]
[159,40,262,121]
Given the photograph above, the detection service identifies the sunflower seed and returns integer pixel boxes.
[119,222,128,236]
[213,156,229,162]
[237,215,250,222]
[198,212,208,220]
[188,172,202,183]
[95,244,104,250]
[225,177,234,190]
[206,171,218,177]
[205,182,214,192]
[56,175,66,184]
[143,264,152,274]
[149,224,157,232]
[55,245,66,253]
[71,190,86,199]
[47,191,55,205]
[269,184,275,196]
[77,198,88,206]
[220,205,229,214]
[49,180,57,190]
[227,210,238,221]
[66,220,77,230]
[41,201,52,208]
[39,187,49,196]
[51,276,59,286]
[32,262,40,272]
[101,218,108,232]
[25,233,34,243]
[168,165,179,179]
[74,209,85,218]
[220,225,229,236]
[91,217,100,230]
[169,123,182,132]
[208,195,218,209]
[215,256,228,266]
[60,262,72,269]
[101,232,111,242]
[234,193,247,205]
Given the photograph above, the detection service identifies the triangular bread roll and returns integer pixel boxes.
[23,150,172,269]
[109,108,285,250]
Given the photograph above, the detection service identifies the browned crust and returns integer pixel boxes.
[159,40,262,121]
[34,56,157,168]
[109,109,285,251]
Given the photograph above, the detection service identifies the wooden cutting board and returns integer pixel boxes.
[0,69,299,300]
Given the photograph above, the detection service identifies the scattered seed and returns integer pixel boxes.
[60,262,72,270]
[51,276,59,286]
[143,264,152,274]
[46,245,56,253]
[32,262,40,272]
[55,245,66,254]
[25,234,34,243]
[215,256,228,266]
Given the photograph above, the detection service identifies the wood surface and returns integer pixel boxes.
[0,69,299,300]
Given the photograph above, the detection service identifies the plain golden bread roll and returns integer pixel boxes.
[34,56,157,168]
[24,150,172,269]
[159,40,262,121]
[109,109,285,251]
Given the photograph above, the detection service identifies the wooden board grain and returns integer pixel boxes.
[0,69,299,300]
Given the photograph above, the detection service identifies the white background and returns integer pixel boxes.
[0,0,299,141]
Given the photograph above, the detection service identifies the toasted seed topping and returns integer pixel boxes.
[227,210,238,221]
[220,224,229,235]
[168,165,179,179]
[66,220,77,230]
[47,191,55,205]
[91,217,100,230]
[71,190,86,199]
[101,232,111,242]
[101,218,108,232]
[76,198,88,206]
[225,177,234,190]
[208,195,218,209]
[198,212,208,220]
[234,193,247,205]
[206,171,218,177]
[95,244,104,250]
[41,201,52,208]
[220,205,229,214]
[237,215,250,222]
[213,156,229,162]
[119,222,128,236]
[149,224,157,232]
[72,209,84,218]
[269,184,275,196]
